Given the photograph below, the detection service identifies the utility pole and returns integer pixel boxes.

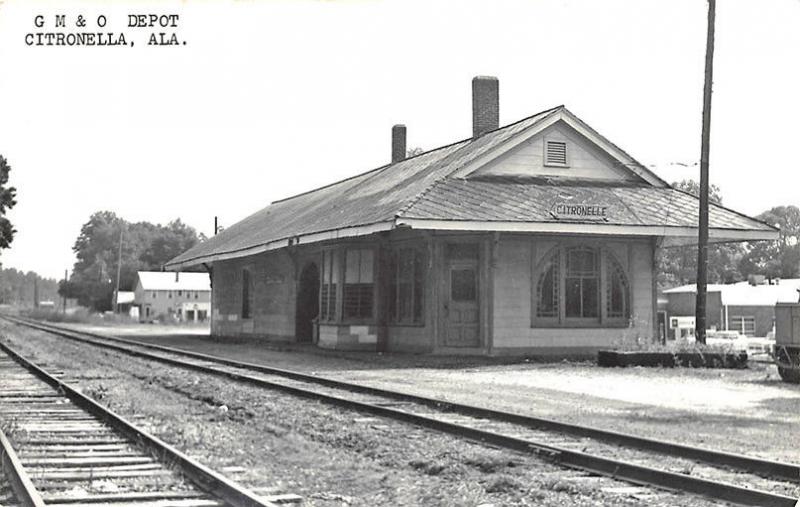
[214,216,218,235]
[695,0,716,345]
[63,269,68,314]
[114,225,124,314]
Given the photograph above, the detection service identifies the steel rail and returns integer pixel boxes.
[6,317,799,507]
[0,428,45,507]
[12,316,800,483]
[0,339,279,507]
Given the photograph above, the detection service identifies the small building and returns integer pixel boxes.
[661,277,800,339]
[113,290,137,318]
[166,76,777,355]
[133,271,211,322]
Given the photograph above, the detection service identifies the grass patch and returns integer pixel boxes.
[463,454,519,473]
[23,307,138,325]
[485,474,524,493]
[409,459,447,476]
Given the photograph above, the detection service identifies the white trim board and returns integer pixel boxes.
[166,217,777,270]
[395,218,778,241]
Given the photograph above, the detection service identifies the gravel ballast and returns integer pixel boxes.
[0,321,731,506]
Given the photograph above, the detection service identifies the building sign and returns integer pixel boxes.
[550,202,609,221]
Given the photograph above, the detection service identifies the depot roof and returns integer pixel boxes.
[166,106,777,270]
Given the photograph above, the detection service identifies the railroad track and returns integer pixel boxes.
[5,316,800,507]
[0,337,288,507]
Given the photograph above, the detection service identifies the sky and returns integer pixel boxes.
[0,0,798,280]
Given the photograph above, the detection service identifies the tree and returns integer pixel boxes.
[656,180,743,288]
[406,147,425,158]
[0,268,58,307]
[0,155,18,250]
[738,206,800,279]
[61,212,202,311]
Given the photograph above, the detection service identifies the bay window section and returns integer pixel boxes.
[320,250,339,322]
[388,247,425,324]
[343,248,374,320]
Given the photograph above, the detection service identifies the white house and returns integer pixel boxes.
[133,271,211,322]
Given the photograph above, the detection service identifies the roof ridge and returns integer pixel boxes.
[398,106,564,218]
[272,105,564,206]
[395,177,448,219]
[271,163,391,205]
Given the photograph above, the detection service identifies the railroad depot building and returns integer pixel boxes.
[166,77,777,355]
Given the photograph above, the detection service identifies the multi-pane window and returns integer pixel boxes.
[320,250,340,321]
[730,316,755,337]
[533,246,629,326]
[241,268,254,319]
[388,248,424,324]
[343,249,374,319]
[565,247,599,319]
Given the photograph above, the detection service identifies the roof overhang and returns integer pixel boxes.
[164,221,395,271]
[165,217,777,271]
[395,218,779,242]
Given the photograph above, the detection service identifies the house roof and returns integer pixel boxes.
[664,279,800,307]
[663,284,727,295]
[137,271,210,292]
[166,106,778,270]
[114,291,135,304]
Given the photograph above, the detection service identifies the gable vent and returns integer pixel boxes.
[545,140,568,166]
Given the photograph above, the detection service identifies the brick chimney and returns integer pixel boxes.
[391,124,407,163]
[472,76,499,138]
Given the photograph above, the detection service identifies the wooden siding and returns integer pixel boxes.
[472,122,636,181]
[206,230,661,354]
[492,235,654,352]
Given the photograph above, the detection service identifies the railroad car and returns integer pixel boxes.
[773,303,800,383]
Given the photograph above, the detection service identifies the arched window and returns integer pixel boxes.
[533,245,630,327]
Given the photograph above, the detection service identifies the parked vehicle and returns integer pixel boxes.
[705,330,749,351]
[743,336,774,356]
[675,330,773,356]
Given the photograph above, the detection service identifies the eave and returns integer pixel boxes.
[165,217,778,271]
